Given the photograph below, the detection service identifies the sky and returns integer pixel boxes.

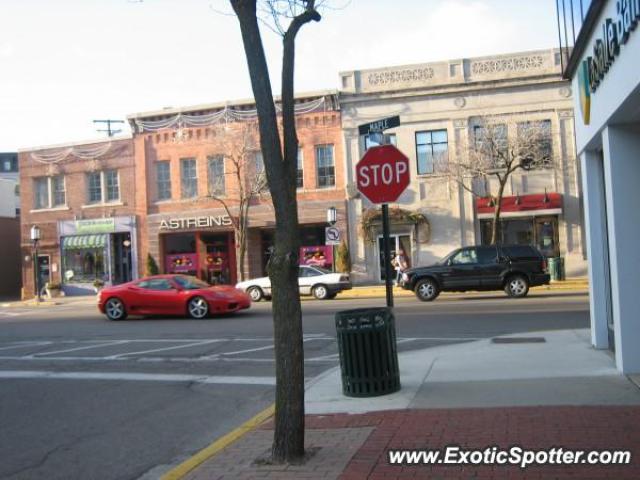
[0,0,560,151]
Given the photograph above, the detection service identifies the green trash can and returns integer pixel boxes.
[335,307,401,397]
[549,257,566,281]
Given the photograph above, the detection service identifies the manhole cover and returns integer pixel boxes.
[491,337,546,344]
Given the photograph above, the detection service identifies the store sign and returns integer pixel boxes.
[75,218,116,234]
[583,0,640,96]
[159,215,233,230]
[300,246,333,268]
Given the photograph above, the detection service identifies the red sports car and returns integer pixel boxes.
[97,275,251,321]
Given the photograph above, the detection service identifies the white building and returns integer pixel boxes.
[562,0,640,373]
[339,49,587,284]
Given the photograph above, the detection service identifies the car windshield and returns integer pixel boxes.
[173,275,210,290]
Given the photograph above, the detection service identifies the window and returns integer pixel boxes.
[62,248,105,283]
[474,124,508,168]
[142,278,174,291]
[156,161,171,200]
[105,170,119,202]
[180,158,198,198]
[416,130,448,175]
[315,144,335,187]
[476,246,498,265]
[450,248,478,265]
[254,151,265,174]
[517,120,553,168]
[364,133,397,150]
[296,149,304,188]
[87,172,102,203]
[33,176,65,209]
[86,170,118,204]
[52,176,66,206]
[207,156,225,196]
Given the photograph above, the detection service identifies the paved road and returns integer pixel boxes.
[0,291,588,480]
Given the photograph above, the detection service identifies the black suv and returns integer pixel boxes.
[401,245,550,301]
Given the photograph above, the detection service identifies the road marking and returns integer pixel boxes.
[107,340,222,359]
[32,340,130,357]
[0,370,276,385]
[218,344,275,356]
[0,342,52,352]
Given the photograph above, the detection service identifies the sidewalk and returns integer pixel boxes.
[178,328,640,480]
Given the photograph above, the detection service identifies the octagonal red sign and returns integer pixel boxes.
[356,145,410,204]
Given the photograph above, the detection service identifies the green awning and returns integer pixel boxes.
[62,234,107,250]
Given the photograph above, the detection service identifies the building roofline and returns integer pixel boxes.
[17,134,132,153]
[338,48,561,77]
[563,0,607,79]
[127,89,339,120]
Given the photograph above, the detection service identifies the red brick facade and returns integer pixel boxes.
[19,93,347,296]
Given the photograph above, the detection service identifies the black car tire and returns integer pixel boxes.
[247,286,263,302]
[187,296,209,319]
[504,275,530,298]
[312,284,330,300]
[105,297,127,321]
[415,278,439,302]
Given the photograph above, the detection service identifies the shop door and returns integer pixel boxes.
[378,234,412,282]
[112,233,133,285]
[534,217,559,258]
[37,255,51,295]
[201,233,233,285]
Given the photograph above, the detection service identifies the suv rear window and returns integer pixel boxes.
[501,245,541,259]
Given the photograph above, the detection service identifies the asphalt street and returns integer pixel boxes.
[0,291,589,480]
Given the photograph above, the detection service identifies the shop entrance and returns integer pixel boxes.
[112,232,133,284]
[162,231,236,285]
[377,234,412,282]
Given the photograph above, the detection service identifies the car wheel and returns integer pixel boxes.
[105,297,127,321]
[247,286,263,302]
[312,284,329,300]
[415,278,439,302]
[188,296,209,319]
[505,275,529,298]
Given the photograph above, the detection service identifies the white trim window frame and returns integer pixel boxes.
[180,158,198,199]
[296,148,304,189]
[86,170,120,205]
[207,155,226,197]
[33,175,66,210]
[156,160,172,201]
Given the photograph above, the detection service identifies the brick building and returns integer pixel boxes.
[19,138,138,297]
[128,91,346,284]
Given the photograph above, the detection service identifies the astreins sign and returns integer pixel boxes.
[584,0,640,94]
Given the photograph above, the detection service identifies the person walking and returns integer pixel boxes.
[393,250,408,287]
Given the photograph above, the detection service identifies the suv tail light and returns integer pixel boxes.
[541,259,548,272]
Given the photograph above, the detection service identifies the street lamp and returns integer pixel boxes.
[30,225,42,303]
[326,206,337,226]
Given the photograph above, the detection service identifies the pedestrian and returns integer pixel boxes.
[392,250,408,286]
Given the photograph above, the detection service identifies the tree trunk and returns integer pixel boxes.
[490,181,507,245]
[231,0,305,463]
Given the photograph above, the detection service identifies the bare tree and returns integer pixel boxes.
[442,117,554,244]
[208,123,267,282]
[229,0,324,464]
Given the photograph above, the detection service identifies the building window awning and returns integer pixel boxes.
[475,193,563,219]
[62,234,107,250]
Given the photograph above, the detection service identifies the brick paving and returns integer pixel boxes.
[187,406,640,480]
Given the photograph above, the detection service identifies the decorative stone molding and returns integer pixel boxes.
[453,119,468,129]
[558,109,574,118]
[367,67,435,87]
[471,55,545,75]
[454,97,466,109]
[559,87,572,98]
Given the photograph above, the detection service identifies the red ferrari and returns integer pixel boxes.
[97,275,251,321]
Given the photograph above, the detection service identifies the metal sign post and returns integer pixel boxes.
[381,204,394,307]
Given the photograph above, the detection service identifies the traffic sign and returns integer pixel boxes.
[356,144,410,204]
[358,115,400,136]
[325,227,341,246]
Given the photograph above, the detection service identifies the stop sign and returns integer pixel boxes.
[356,145,410,204]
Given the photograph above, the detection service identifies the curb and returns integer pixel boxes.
[161,404,275,480]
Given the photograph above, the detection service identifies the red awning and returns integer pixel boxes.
[475,193,562,219]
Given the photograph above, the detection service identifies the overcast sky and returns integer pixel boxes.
[0,0,560,151]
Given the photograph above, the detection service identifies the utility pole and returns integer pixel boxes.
[93,119,125,137]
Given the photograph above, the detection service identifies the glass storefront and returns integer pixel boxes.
[260,225,328,275]
[480,215,560,257]
[61,235,107,284]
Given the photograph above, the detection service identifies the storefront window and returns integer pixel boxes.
[63,248,106,283]
[480,216,559,257]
